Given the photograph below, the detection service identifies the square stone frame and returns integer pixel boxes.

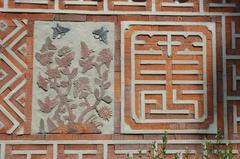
[120,21,218,134]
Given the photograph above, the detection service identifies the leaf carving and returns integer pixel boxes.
[47,118,57,132]
[95,78,101,85]
[49,80,60,88]
[94,89,100,100]
[79,57,94,73]
[38,97,58,113]
[56,52,75,67]
[39,118,45,133]
[102,70,108,81]
[40,37,57,53]
[70,104,77,109]
[73,77,90,98]
[63,114,76,122]
[69,68,78,79]
[46,67,61,79]
[59,107,66,113]
[73,88,78,98]
[35,52,54,66]
[37,75,48,91]
[102,95,112,104]
[97,48,113,68]
[61,67,71,75]
[79,91,89,99]
[103,82,111,89]
[58,46,72,57]
[60,81,69,88]
[79,102,88,107]
[80,41,92,59]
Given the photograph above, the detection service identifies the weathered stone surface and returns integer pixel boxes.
[32,21,114,134]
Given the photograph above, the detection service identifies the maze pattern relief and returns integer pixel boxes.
[121,21,217,134]
[0,0,240,13]
[0,19,30,135]
[0,0,240,159]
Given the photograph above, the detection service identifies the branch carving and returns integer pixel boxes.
[35,37,113,134]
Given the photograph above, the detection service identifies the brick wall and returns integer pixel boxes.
[0,0,240,158]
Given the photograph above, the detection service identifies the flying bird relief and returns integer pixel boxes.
[51,23,70,39]
[92,27,109,44]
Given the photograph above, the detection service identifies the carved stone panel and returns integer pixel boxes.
[32,21,114,134]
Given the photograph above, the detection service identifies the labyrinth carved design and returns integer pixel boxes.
[1,140,240,159]
[206,0,240,12]
[7,0,53,9]
[121,21,217,134]
[0,19,30,135]
[0,0,240,13]
[224,16,240,138]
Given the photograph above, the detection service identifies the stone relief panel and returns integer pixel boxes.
[32,21,114,134]
[121,21,217,134]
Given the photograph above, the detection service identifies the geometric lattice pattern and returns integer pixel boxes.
[0,19,30,135]
[0,0,240,13]
[121,21,217,134]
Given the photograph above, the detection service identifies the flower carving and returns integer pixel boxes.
[38,96,58,113]
[56,52,75,67]
[40,37,57,53]
[37,75,48,91]
[35,37,113,134]
[78,41,95,73]
[73,77,91,99]
[80,41,93,59]
[46,67,61,79]
[35,52,54,66]
[79,56,94,73]
[97,48,113,68]
[58,46,72,57]
[97,106,112,121]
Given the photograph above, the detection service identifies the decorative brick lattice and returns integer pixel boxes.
[0,19,30,135]
[207,0,240,12]
[156,0,198,12]
[224,16,240,138]
[8,0,53,9]
[1,0,239,13]
[121,21,217,134]
[1,140,240,158]
[0,0,240,158]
